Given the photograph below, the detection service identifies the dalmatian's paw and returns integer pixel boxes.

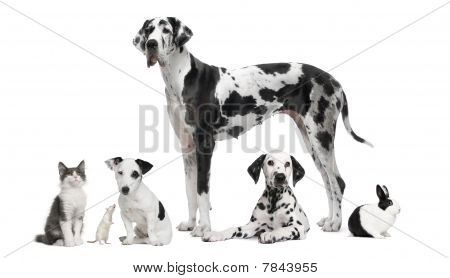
[202,231,226,242]
[258,232,277,244]
[177,221,196,231]
[317,217,330,227]
[321,219,341,232]
[190,225,210,237]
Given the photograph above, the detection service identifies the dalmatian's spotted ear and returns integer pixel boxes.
[290,155,305,187]
[135,159,153,175]
[247,154,267,184]
[167,17,193,47]
[105,157,123,170]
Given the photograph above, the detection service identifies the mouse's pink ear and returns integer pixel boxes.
[247,154,267,184]
[105,157,123,170]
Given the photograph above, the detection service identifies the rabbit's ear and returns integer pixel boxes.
[376,184,387,200]
[382,185,390,198]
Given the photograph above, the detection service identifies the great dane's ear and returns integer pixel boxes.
[105,157,123,170]
[290,155,305,187]
[247,154,267,184]
[167,17,193,47]
[135,159,153,175]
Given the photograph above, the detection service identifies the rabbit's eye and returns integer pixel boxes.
[388,200,393,205]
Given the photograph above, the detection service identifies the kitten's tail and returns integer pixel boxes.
[35,234,50,245]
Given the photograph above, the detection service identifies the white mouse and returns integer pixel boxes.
[88,204,116,244]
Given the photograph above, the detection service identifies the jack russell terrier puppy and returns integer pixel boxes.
[105,157,172,246]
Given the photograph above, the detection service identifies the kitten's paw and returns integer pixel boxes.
[64,240,75,247]
[74,238,84,246]
[53,239,64,246]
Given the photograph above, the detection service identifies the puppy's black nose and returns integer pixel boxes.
[146,39,158,50]
[121,186,130,195]
[275,173,286,183]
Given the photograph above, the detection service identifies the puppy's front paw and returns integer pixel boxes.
[322,218,341,232]
[64,240,75,247]
[177,221,195,231]
[122,237,134,245]
[190,225,210,237]
[202,231,225,242]
[258,232,276,244]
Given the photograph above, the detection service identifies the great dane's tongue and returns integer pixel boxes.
[146,52,158,67]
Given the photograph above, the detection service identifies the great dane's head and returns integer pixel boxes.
[247,152,305,189]
[133,17,193,67]
[105,157,153,196]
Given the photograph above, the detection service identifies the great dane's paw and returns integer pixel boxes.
[190,225,210,237]
[177,221,196,231]
[202,231,225,242]
[321,219,341,232]
[317,217,330,227]
[259,232,279,244]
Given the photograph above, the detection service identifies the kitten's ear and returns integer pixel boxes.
[77,160,85,172]
[58,162,67,176]
[135,159,153,175]
[247,154,266,184]
[105,157,123,170]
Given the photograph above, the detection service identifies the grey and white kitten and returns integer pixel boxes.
[35,161,87,247]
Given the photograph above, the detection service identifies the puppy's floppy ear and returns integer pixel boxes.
[376,184,387,200]
[58,162,67,176]
[247,154,266,184]
[105,157,123,170]
[290,155,305,187]
[167,17,193,47]
[77,160,85,172]
[135,159,153,175]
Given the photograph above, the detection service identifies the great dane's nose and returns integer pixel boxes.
[121,186,130,195]
[275,173,286,183]
[146,39,158,50]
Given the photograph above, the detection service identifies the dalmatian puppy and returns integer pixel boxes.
[203,152,309,244]
[105,157,172,246]
[133,17,372,235]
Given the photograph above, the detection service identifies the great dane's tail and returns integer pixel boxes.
[341,92,374,148]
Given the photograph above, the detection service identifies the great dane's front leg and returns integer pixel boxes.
[191,129,215,237]
[177,151,198,231]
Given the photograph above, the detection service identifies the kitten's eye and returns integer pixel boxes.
[285,162,290,167]
[268,160,274,166]
[131,171,139,179]
[118,171,123,175]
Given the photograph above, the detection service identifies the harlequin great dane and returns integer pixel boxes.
[133,17,372,236]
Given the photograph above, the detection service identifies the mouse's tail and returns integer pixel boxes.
[87,240,97,243]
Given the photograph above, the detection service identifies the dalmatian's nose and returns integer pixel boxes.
[146,39,158,50]
[275,173,286,183]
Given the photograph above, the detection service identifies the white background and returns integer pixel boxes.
[0,0,449,276]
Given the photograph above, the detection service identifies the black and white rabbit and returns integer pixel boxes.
[348,185,400,238]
